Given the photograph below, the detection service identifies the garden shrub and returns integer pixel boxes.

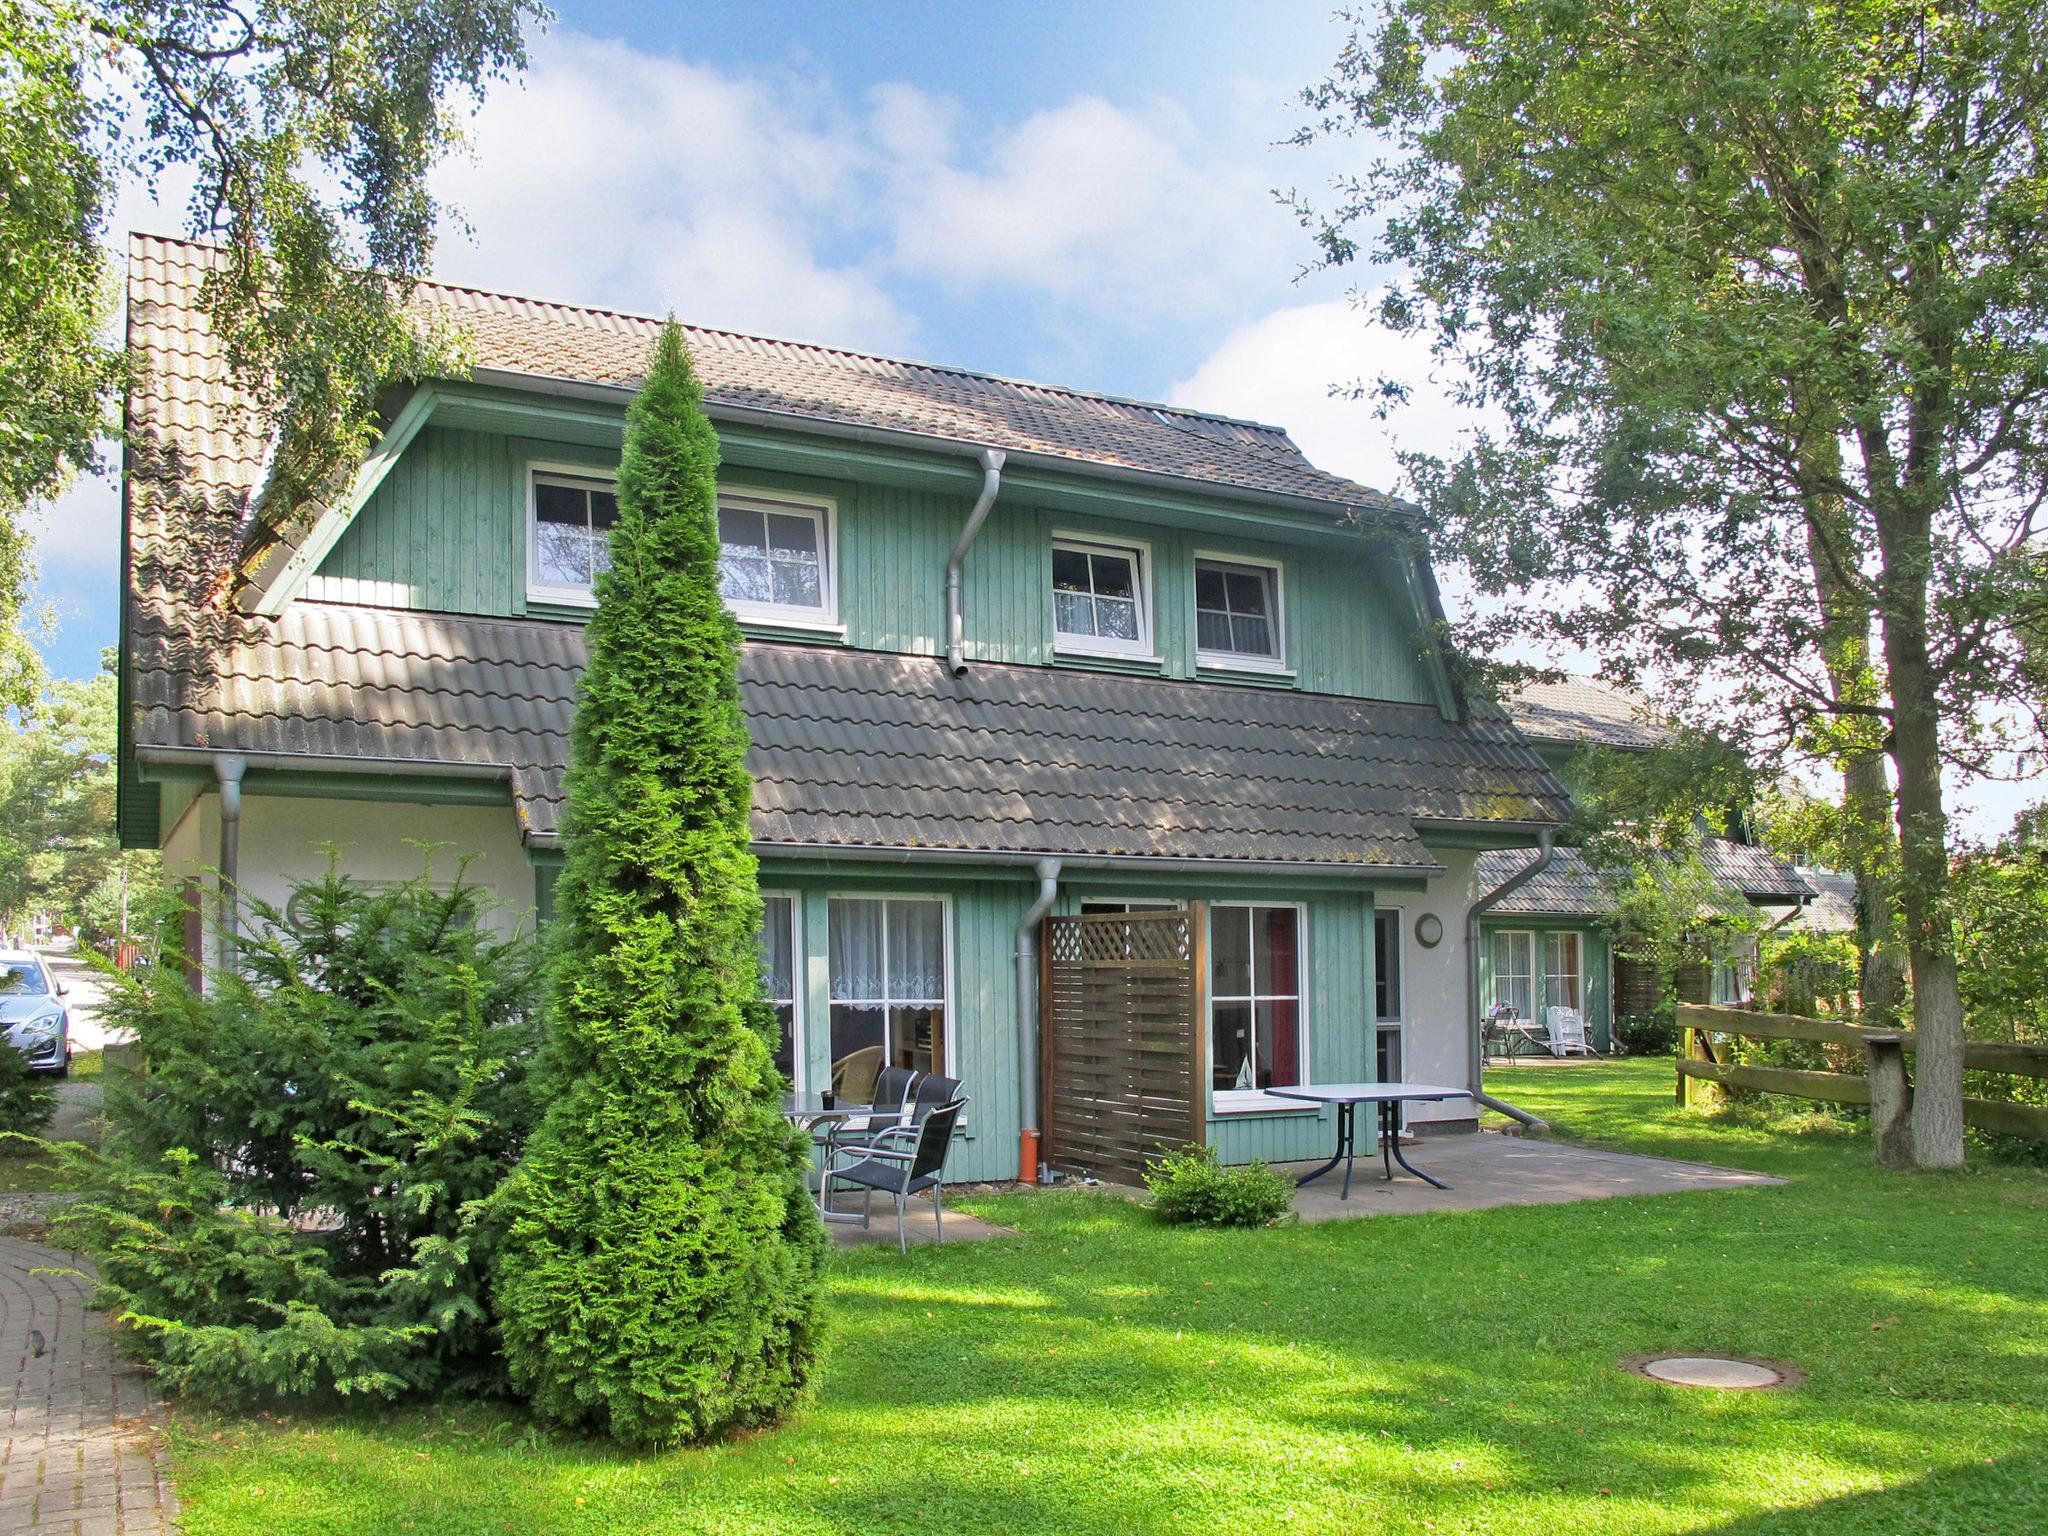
[1144,1143,1296,1228]
[45,864,542,1403]
[1612,1010,1678,1056]
[491,322,824,1449]
[0,1028,56,1139]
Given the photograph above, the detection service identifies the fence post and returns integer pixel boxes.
[1864,1033,1913,1169]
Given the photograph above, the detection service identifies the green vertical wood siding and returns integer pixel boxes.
[309,424,1440,705]
[1477,918,1614,1051]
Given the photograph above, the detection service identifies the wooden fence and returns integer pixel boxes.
[1677,1004,2048,1144]
[1041,906,1208,1184]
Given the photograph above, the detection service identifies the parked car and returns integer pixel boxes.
[0,950,69,1075]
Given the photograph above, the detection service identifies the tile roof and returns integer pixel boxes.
[1476,838,1812,918]
[1502,676,1669,752]
[1780,866,1859,934]
[131,603,1572,867]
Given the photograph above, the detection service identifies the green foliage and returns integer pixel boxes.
[1610,1011,1677,1058]
[44,862,542,1405]
[0,1025,56,1137]
[492,324,824,1448]
[0,657,154,934]
[1952,818,2048,1128]
[1760,930,1860,1018]
[1143,1143,1296,1228]
[0,1,541,704]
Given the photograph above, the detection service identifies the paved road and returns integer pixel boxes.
[34,944,133,1058]
[0,1235,179,1534]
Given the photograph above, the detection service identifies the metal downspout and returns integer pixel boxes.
[946,449,1006,677]
[1465,828,1555,1129]
[214,754,246,971]
[1014,856,1061,1182]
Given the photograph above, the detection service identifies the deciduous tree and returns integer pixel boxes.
[1294,0,2048,1166]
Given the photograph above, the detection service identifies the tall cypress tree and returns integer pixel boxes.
[492,322,824,1446]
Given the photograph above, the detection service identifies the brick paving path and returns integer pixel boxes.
[0,1235,178,1534]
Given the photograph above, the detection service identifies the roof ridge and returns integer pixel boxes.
[125,228,1308,442]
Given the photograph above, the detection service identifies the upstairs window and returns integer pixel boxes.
[1195,556,1284,668]
[527,468,619,603]
[718,493,836,627]
[1052,537,1153,658]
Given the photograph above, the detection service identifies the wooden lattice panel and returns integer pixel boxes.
[1041,908,1206,1184]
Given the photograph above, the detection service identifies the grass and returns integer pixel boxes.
[164,1061,2047,1535]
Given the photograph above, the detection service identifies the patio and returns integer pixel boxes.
[1276,1129,1780,1219]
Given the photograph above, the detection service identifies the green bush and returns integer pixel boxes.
[1143,1143,1296,1228]
[1612,1011,1678,1056]
[0,1033,56,1138]
[45,863,542,1404]
[491,323,824,1448]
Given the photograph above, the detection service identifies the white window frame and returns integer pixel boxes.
[1491,928,1537,1020]
[759,890,805,1094]
[525,462,619,608]
[1543,930,1585,1017]
[1374,906,1405,1084]
[718,486,841,632]
[1050,532,1157,661]
[1193,550,1291,674]
[1208,901,1311,1114]
[1710,934,1755,1005]
[824,892,956,1088]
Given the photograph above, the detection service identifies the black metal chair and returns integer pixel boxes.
[812,1064,921,1179]
[823,1097,968,1252]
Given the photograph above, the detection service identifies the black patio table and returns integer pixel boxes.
[1264,1083,1475,1198]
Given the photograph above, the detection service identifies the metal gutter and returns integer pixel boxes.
[213,754,245,970]
[743,841,1444,881]
[946,449,1005,676]
[1014,857,1061,1183]
[1464,828,1556,1130]
[137,744,513,784]
[464,367,1417,524]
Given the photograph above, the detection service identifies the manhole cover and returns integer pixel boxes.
[1622,1353,1796,1389]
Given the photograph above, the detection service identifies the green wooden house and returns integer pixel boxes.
[117,233,1576,1183]
[1479,679,1814,1052]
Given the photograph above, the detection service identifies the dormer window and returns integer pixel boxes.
[717,491,837,628]
[527,467,618,604]
[1195,555,1285,670]
[1052,535,1154,659]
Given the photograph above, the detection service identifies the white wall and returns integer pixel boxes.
[1403,849,1482,1129]
[159,791,538,972]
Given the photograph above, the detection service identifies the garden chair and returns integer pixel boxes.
[823,1097,969,1252]
[1484,1003,1546,1061]
[835,1072,961,1157]
[830,1045,884,1103]
[1545,1005,1597,1057]
[812,1064,921,1164]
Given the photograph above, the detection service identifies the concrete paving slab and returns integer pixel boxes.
[1276,1131,1782,1220]
[819,1192,1014,1250]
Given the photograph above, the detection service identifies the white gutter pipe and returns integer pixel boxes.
[1014,856,1061,1183]
[214,753,246,970]
[946,448,1006,676]
[1465,828,1556,1130]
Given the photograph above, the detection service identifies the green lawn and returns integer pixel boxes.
[168,1061,2047,1535]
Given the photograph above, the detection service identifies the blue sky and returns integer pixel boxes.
[27,1,2039,835]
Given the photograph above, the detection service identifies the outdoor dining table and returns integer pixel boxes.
[1264,1083,1475,1198]
[783,1092,903,1225]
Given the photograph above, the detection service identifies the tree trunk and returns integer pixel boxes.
[1793,416,1908,1025]
[1862,445,1966,1170]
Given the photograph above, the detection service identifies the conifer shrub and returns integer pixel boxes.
[491,321,824,1448]
[0,1026,57,1138]
[44,863,542,1402]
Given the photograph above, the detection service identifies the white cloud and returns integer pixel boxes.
[1169,297,1488,497]
[885,95,1289,318]
[430,32,916,351]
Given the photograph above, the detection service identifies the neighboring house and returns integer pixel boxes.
[116,234,1571,1183]
[1476,677,1812,1050]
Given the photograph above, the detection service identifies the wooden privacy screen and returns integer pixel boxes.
[1041,906,1207,1184]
